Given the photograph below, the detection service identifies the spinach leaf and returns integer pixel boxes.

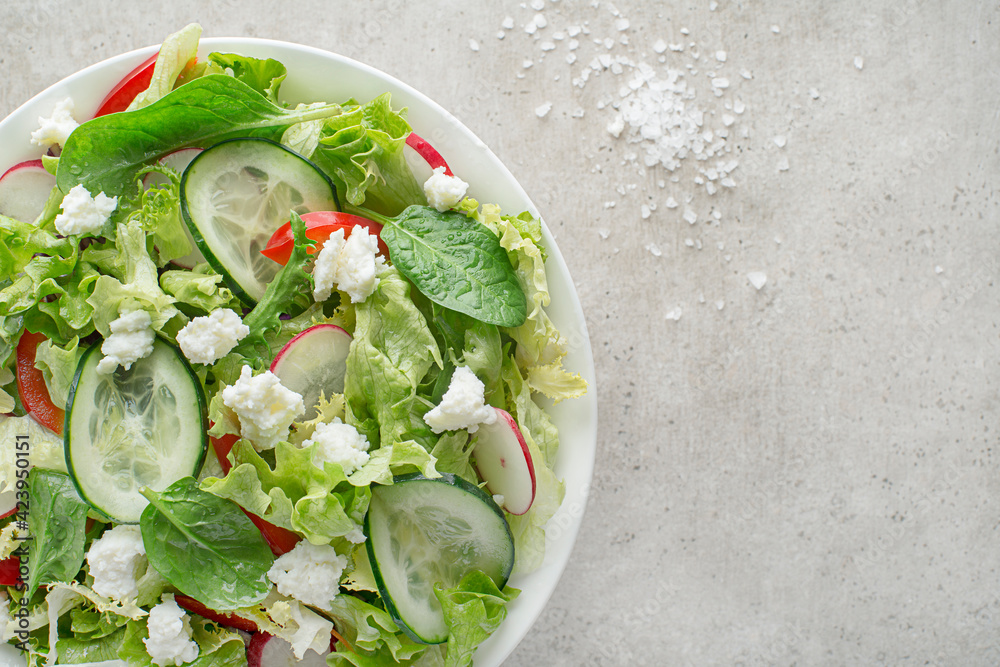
[139,477,273,610]
[26,469,89,599]
[57,75,343,197]
[378,206,527,328]
[207,52,287,102]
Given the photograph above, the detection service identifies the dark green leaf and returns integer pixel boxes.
[139,477,274,610]
[207,52,288,102]
[25,470,88,599]
[57,75,342,197]
[380,206,527,327]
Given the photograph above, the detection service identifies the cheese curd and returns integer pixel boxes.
[143,595,199,667]
[86,525,147,601]
[312,227,384,304]
[96,309,155,375]
[54,184,118,237]
[423,166,469,212]
[30,97,80,149]
[267,541,348,611]
[305,418,371,475]
[222,366,304,450]
[423,365,497,434]
[175,309,250,365]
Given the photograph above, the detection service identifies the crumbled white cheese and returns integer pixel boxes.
[267,541,348,611]
[30,97,79,149]
[423,366,497,434]
[312,227,385,304]
[86,525,146,601]
[96,310,155,375]
[423,166,469,212]
[222,366,304,450]
[305,418,371,475]
[344,524,367,544]
[54,184,118,236]
[176,309,250,365]
[144,595,199,667]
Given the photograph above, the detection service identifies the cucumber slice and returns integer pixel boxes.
[180,138,339,305]
[364,473,515,644]
[65,339,208,524]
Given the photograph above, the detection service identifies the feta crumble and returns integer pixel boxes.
[86,525,146,601]
[423,166,469,212]
[30,97,79,149]
[96,310,155,375]
[176,309,250,365]
[423,366,497,434]
[222,366,304,450]
[305,418,371,475]
[144,595,199,667]
[54,184,118,236]
[267,541,348,611]
[312,227,385,304]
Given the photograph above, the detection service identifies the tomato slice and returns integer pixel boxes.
[211,432,302,557]
[94,54,158,117]
[0,556,21,587]
[16,331,64,435]
[261,211,388,265]
[175,594,259,633]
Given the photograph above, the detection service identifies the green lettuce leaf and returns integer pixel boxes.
[33,336,84,409]
[127,23,203,111]
[326,595,427,666]
[160,265,238,314]
[347,439,440,487]
[428,431,476,481]
[344,267,441,450]
[127,166,193,265]
[314,94,425,215]
[55,624,127,664]
[206,52,287,102]
[86,220,178,336]
[433,571,520,667]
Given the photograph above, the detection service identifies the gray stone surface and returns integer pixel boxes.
[2,1,999,664]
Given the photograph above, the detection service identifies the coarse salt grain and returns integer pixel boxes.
[665,307,683,321]
[535,102,553,118]
[747,271,767,290]
[854,55,864,70]
[773,135,787,148]
[469,39,480,51]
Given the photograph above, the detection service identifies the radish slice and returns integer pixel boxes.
[0,160,56,224]
[472,408,537,515]
[142,148,205,268]
[247,634,330,667]
[404,132,453,185]
[270,324,352,421]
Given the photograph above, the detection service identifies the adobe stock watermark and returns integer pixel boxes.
[6,432,32,652]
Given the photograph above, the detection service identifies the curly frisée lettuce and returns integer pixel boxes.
[0,24,587,667]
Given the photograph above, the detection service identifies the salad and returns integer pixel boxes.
[0,23,587,667]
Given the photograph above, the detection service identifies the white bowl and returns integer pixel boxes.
[0,38,597,666]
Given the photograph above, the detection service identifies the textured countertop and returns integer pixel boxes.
[3,1,999,664]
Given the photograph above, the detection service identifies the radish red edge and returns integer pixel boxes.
[472,408,537,515]
[405,132,453,176]
[270,324,352,422]
[0,160,57,224]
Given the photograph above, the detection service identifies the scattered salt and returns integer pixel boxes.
[469,39,480,52]
[641,204,651,219]
[523,59,534,69]
[598,228,611,239]
[535,102,553,118]
[684,238,695,247]
[665,197,678,209]
[771,25,780,34]
[683,208,698,224]
[747,271,767,290]
[530,0,544,10]
[645,242,662,256]
[665,307,683,321]
[497,31,506,40]
[715,300,725,310]
[935,265,944,274]
[777,156,790,171]
[715,50,727,62]
[615,18,630,31]
[773,135,787,148]
[809,87,820,99]
[854,55,864,70]
[653,39,667,54]
[541,41,556,51]
[502,16,514,29]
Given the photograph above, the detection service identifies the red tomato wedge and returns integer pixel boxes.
[260,211,388,265]
[211,433,302,557]
[175,594,259,633]
[16,331,64,435]
[406,132,453,176]
[93,54,158,117]
[0,556,20,586]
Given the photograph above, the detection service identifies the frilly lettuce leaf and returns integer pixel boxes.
[33,336,84,409]
[346,439,440,487]
[525,359,588,404]
[326,594,427,666]
[86,220,178,336]
[344,267,441,450]
[314,93,426,215]
[127,23,202,111]
[127,166,192,266]
[206,52,287,103]
[159,265,238,314]
[428,431,476,481]
[434,571,520,667]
